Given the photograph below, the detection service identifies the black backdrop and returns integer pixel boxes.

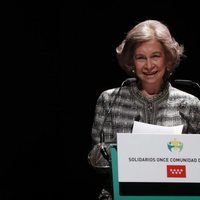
[4,1,200,199]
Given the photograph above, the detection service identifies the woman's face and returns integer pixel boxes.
[133,39,168,87]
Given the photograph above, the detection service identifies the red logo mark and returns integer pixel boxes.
[167,165,186,178]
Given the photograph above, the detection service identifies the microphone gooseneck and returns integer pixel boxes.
[99,77,136,143]
[174,79,200,90]
[99,78,136,161]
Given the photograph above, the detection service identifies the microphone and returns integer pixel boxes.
[100,77,136,143]
[99,77,136,161]
[121,77,136,86]
[174,79,200,90]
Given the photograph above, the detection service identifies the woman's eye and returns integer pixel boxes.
[153,54,159,57]
[136,56,145,60]
[152,55,161,60]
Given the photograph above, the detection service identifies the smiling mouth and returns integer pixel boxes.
[143,71,158,76]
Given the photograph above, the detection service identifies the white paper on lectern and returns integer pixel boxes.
[132,121,183,134]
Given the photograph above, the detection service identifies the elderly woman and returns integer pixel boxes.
[88,19,200,200]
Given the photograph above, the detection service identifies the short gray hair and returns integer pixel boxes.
[116,20,184,77]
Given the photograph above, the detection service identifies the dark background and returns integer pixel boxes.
[3,0,200,199]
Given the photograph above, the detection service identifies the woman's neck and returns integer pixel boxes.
[141,89,159,98]
[139,82,163,98]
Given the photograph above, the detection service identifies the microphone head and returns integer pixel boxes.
[174,79,200,89]
[174,79,193,86]
[122,78,136,86]
[174,79,200,99]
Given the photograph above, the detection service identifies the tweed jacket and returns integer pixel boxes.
[88,81,200,168]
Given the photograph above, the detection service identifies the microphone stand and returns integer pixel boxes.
[99,78,136,161]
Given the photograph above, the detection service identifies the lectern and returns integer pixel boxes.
[110,134,200,200]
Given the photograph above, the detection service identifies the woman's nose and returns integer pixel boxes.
[145,58,154,69]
